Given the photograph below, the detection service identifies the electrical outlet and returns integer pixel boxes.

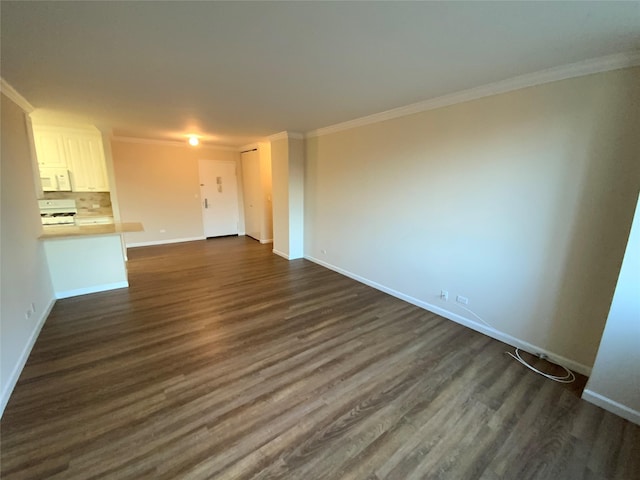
[456,295,469,305]
[440,290,448,301]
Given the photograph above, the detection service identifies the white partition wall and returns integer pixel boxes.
[583,194,640,424]
[270,132,304,260]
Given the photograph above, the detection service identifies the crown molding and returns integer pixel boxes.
[288,131,304,140]
[268,132,288,142]
[305,51,640,139]
[111,135,238,151]
[268,131,304,142]
[0,78,34,113]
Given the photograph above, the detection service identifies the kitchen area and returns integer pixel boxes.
[33,122,143,298]
[40,193,113,227]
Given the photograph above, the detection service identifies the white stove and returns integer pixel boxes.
[39,199,78,226]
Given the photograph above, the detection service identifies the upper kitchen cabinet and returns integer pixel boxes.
[65,134,109,192]
[32,127,68,168]
[31,124,110,192]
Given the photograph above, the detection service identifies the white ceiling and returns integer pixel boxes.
[2,2,639,147]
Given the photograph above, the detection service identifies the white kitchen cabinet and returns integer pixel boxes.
[32,127,68,168]
[65,134,109,192]
[31,124,110,192]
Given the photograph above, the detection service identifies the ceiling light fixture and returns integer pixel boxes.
[188,135,199,146]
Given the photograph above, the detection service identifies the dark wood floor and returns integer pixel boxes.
[1,237,638,479]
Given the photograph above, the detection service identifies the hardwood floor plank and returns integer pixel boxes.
[1,237,638,479]
[587,412,629,478]
[161,321,444,479]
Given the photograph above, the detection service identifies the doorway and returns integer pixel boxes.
[198,159,240,238]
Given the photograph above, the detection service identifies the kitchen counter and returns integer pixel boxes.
[39,222,143,239]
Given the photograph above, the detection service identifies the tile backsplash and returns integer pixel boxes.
[43,192,113,216]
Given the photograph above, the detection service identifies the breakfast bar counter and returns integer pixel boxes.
[39,222,143,239]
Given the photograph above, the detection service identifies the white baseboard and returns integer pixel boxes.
[55,281,129,299]
[0,296,56,418]
[260,238,273,244]
[126,236,205,248]
[272,249,290,260]
[582,389,640,425]
[304,255,592,377]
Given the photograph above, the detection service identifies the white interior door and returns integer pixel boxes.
[199,159,239,238]
[241,150,261,241]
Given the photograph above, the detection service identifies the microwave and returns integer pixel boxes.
[40,168,72,192]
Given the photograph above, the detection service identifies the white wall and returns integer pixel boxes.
[259,143,273,243]
[583,193,640,424]
[271,138,290,256]
[240,143,273,243]
[304,67,640,372]
[288,138,304,259]
[101,131,122,222]
[111,140,241,247]
[271,135,304,259]
[0,92,56,416]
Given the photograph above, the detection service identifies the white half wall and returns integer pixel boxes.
[304,67,640,370]
[583,193,640,425]
[43,235,129,299]
[1,92,56,416]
